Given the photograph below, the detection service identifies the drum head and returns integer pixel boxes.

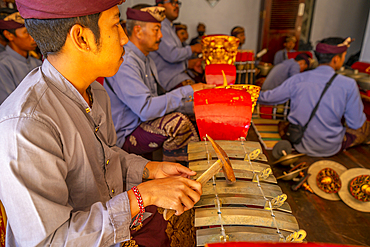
[307,160,347,201]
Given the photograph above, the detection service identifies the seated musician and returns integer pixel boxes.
[259,37,370,157]
[0,12,41,104]
[261,53,310,91]
[0,1,202,246]
[149,0,203,91]
[274,35,297,65]
[230,26,245,48]
[104,5,213,164]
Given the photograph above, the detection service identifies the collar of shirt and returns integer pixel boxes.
[5,45,32,64]
[315,65,335,73]
[125,40,147,63]
[41,59,92,111]
[163,18,174,30]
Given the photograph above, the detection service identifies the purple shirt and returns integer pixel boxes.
[149,18,193,91]
[105,41,194,148]
[262,59,300,91]
[259,65,366,157]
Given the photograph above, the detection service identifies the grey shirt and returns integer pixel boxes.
[0,59,148,246]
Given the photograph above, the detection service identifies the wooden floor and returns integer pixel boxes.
[247,127,370,246]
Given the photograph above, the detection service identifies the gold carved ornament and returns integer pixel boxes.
[316,168,342,193]
[349,175,370,202]
[202,35,240,65]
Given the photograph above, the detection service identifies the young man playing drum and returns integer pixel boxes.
[0,0,202,246]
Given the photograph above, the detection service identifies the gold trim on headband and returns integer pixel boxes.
[141,7,166,22]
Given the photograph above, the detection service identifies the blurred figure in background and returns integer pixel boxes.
[174,22,188,46]
[190,22,205,45]
[274,35,296,65]
[262,53,310,91]
[0,12,41,104]
[150,0,203,91]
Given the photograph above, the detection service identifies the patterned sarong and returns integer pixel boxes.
[123,112,199,162]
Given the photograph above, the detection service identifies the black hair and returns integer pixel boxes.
[25,13,101,58]
[295,53,309,65]
[126,19,146,37]
[0,29,16,42]
[230,26,243,37]
[314,37,346,64]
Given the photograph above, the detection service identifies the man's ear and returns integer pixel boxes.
[68,24,94,53]
[134,25,143,40]
[3,30,15,42]
[333,54,341,64]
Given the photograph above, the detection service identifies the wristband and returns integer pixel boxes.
[131,186,145,229]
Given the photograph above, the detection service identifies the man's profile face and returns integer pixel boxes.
[142,22,162,52]
[297,60,308,72]
[176,29,188,43]
[10,27,37,51]
[236,31,245,45]
[92,6,128,77]
[163,1,180,21]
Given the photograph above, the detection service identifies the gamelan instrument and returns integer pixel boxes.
[188,138,306,246]
[338,168,370,212]
[271,140,305,166]
[166,36,307,246]
[184,80,306,246]
[307,160,347,201]
[163,134,235,220]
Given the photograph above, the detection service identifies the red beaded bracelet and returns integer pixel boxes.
[131,186,145,229]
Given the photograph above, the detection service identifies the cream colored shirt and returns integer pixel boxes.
[0,59,148,246]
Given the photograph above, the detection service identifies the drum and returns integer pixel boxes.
[235,50,255,84]
[193,86,260,141]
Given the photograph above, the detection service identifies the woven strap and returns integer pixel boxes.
[131,186,145,228]
[303,73,338,131]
